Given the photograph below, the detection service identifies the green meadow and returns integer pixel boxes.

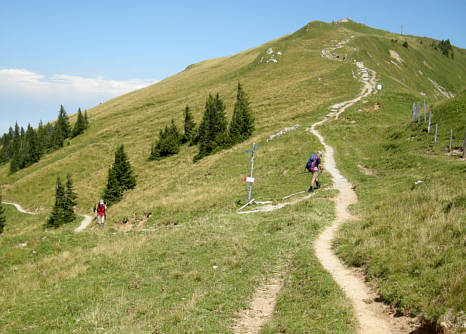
[1,19,465,332]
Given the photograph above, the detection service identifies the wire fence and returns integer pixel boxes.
[410,100,465,158]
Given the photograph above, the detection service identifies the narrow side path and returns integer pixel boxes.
[3,201,38,215]
[74,215,93,232]
[233,274,284,334]
[3,200,93,232]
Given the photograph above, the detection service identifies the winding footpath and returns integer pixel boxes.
[3,201,93,232]
[235,40,418,333]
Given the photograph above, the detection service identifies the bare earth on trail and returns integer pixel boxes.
[74,214,93,232]
[233,274,284,334]
[3,201,38,215]
[312,64,420,333]
[3,200,93,232]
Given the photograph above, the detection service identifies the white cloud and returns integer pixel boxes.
[0,68,157,133]
[0,68,156,98]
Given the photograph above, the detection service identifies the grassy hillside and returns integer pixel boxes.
[1,19,465,332]
[325,89,465,330]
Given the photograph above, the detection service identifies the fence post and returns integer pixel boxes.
[423,100,426,123]
[463,129,466,158]
[417,101,421,122]
[449,128,453,152]
[434,124,438,144]
[428,110,432,133]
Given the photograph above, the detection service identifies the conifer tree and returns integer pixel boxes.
[114,144,136,191]
[103,167,122,206]
[0,192,6,234]
[53,122,64,148]
[84,110,89,127]
[195,93,228,161]
[47,176,66,228]
[72,108,86,138]
[229,82,254,144]
[182,105,196,144]
[9,154,19,174]
[103,145,136,206]
[25,124,41,164]
[63,174,77,223]
[57,105,71,140]
[150,120,182,160]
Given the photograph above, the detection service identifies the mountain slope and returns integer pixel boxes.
[1,20,464,222]
[1,19,465,332]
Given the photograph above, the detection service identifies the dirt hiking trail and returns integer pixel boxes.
[3,201,38,215]
[312,59,419,333]
[235,41,419,333]
[3,200,93,232]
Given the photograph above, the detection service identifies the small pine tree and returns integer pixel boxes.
[0,192,6,234]
[52,122,64,148]
[47,177,66,228]
[57,105,71,139]
[229,82,254,144]
[102,145,136,206]
[9,153,19,174]
[63,174,77,223]
[84,110,89,128]
[149,120,182,160]
[195,93,228,161]
[114,145,136,191]
[182,105,196,144]
[72,108,86,138]
[103,167,122,206]
[25,124,41,165]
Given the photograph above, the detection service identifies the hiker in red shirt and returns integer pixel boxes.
[95,199,107,227]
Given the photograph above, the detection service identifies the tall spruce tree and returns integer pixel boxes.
[114,145,136,191]
[63,174,77,223]
[229,82,254,144]
[57,105,71,140]
[195,93,228,161]
[72,108,87,138]
[103,145,136,206]
[52,122,64,148]
[84,110,89,127]
[182,105,196,144]
[25,124,41,165]
[103,167,122,206]
[0,192,5,234]
[47,176,66,228]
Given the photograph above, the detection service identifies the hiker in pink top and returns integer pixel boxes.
[305,151,323,192]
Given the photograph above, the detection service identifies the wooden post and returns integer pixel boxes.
[434,124,438,144]
[423,100,426,123]
[449,128,453,152]
[428,110,432,133]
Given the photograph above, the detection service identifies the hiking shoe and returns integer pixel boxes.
[308,187,314,193]
[316,181,320,189]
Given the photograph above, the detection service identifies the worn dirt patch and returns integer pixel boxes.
[233,274,284,334]
[389,49,403,63]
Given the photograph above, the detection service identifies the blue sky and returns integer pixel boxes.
[1,0,465,133]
